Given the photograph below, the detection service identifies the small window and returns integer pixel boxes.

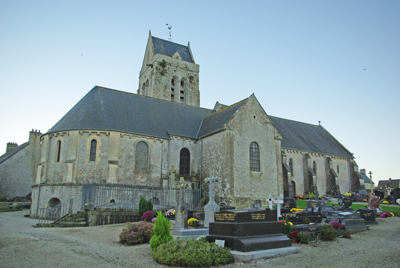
[179,148,190,176]
[90,139,97,161]
[289,158,293,176]
[135,141,148,171]
[56,140,61,162]
[250,142,260,172]
[313,161,316,174]
[337,165,340,174]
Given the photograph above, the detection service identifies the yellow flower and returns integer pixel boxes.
[383,201,389,204]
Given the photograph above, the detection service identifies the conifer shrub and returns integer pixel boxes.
[150,211,173,251]
[319,223,337,241]
[151,239,233,267]
[139,197,154,216]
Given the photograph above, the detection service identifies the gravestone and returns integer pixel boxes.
[174,178,187,230]
[284,198,296,209]
[271,195,284,221]
[291,224,323,241]
[204,171,220,228]
[338,212,368,231]
[368,196,383,216]
[251,200,262,209]
[306,200,326,212]
[357,209,376,224]
[207,209,291,252]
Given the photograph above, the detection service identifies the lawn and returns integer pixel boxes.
[0,209,21,213]
[294,200,400,216]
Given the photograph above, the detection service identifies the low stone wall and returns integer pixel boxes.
[87,210,141,227]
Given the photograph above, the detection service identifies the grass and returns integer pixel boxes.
[295,200,400,216]
[0,209,21,212]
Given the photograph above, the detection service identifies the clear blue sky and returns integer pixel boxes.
[1,1,399,184]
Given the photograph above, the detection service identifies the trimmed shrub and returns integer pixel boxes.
[150,211,173,251]
[151,239,232,267]
[119,222,154,245]
[142,210,155,221]
[319,223,337,241]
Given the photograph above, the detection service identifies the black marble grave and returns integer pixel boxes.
[207,209,291,252]
[284,198,296,209]
[281,211,323,225]
[357,209,376,224]
[291,224,323,240]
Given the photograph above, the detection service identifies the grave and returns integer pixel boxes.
[337,212,369,232]
[207,209,292,252]
[173,178,188,230]
[291,223,323,240]
[283,197,296,209]
[357,209,377,224]
[368,196,383,216]
[306,200,326,213]
[204,171,220,228]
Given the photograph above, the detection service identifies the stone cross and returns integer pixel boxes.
[267,194,273,210]
[167,166,177,206]
[174,177,187,230]
[204,171,220,228]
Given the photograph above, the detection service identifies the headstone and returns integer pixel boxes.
[284,197,296,209]
[358,209,376,223]
[251,199,262,209]
[306,200,326,212]
[204,171,220,228]
[368,196,382,216]
[207,209,291,252]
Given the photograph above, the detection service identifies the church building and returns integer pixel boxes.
[29,33,363,216]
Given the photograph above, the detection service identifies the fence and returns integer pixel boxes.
[81,183,201,212]
[38,199,74,226]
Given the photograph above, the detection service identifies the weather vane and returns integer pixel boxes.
[166,23,172,41]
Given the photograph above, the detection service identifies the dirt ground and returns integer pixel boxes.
[0,210,399,268]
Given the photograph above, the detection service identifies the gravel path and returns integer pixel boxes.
[0,210,399,268]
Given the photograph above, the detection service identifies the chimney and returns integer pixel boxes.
[360,169,366,175]
[6,142,18,152]
[29,129,42,143]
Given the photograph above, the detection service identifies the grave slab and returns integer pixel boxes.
[230,247,301,262]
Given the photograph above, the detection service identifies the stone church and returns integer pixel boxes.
[28,33,364,216]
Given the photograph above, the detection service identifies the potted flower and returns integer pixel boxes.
[288,231,299,243]
[187,218,198,228]
[330,221,344,236]
[165,209,175,220]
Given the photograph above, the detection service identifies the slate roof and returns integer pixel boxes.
[152,37,193,63]
[377,179,400,189]
[197,99,247,138]
[269,116,354,159]
[47,86,213,139]
[360,172,372,184]
[0,142,30,164]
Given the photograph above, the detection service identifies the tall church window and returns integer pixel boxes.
[313,161,316,174]
[171,78,175,102]
[90,140,97,161]
[56,140,61,162]
[135,141,148,171]
[289,158,293,176]
[179,148,190,176]
[250,142,260,172]
[337,165,340,174]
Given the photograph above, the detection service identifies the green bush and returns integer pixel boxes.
[319,223,337,241]
[152,239,233,267]
[150,211,173,251]
[119,222,154,245]
[139,197,153,216]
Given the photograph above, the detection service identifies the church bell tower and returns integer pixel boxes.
[138,31,200,107]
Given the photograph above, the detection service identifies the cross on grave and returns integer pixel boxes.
[174,177,187,230]
[267,195,284,221]
[204,171,220,227]
[167,166,177,206]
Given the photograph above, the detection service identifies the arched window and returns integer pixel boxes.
[56,140,61,162]
[337,165,340,174]
[180,148,190,176]
[171,78,176,102]
[90,139,97,161]
[135,141,148,171]
[313,161,316,174]
[250,142,260,172]
[289,158,293,176]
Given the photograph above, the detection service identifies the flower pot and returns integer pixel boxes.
[190,226,196,229]
[291,239,297,243]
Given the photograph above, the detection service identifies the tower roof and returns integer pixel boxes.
[151,36,194,63]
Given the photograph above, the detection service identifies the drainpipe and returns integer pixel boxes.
[36,134,50,218]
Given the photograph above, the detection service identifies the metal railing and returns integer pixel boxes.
[81,183,201,212]
[38,199,74,226]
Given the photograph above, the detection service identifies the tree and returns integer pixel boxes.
[150,211,173,251]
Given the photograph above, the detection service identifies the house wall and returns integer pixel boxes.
[0,130,41,199]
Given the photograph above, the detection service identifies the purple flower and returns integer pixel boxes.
[151,217,156,223]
